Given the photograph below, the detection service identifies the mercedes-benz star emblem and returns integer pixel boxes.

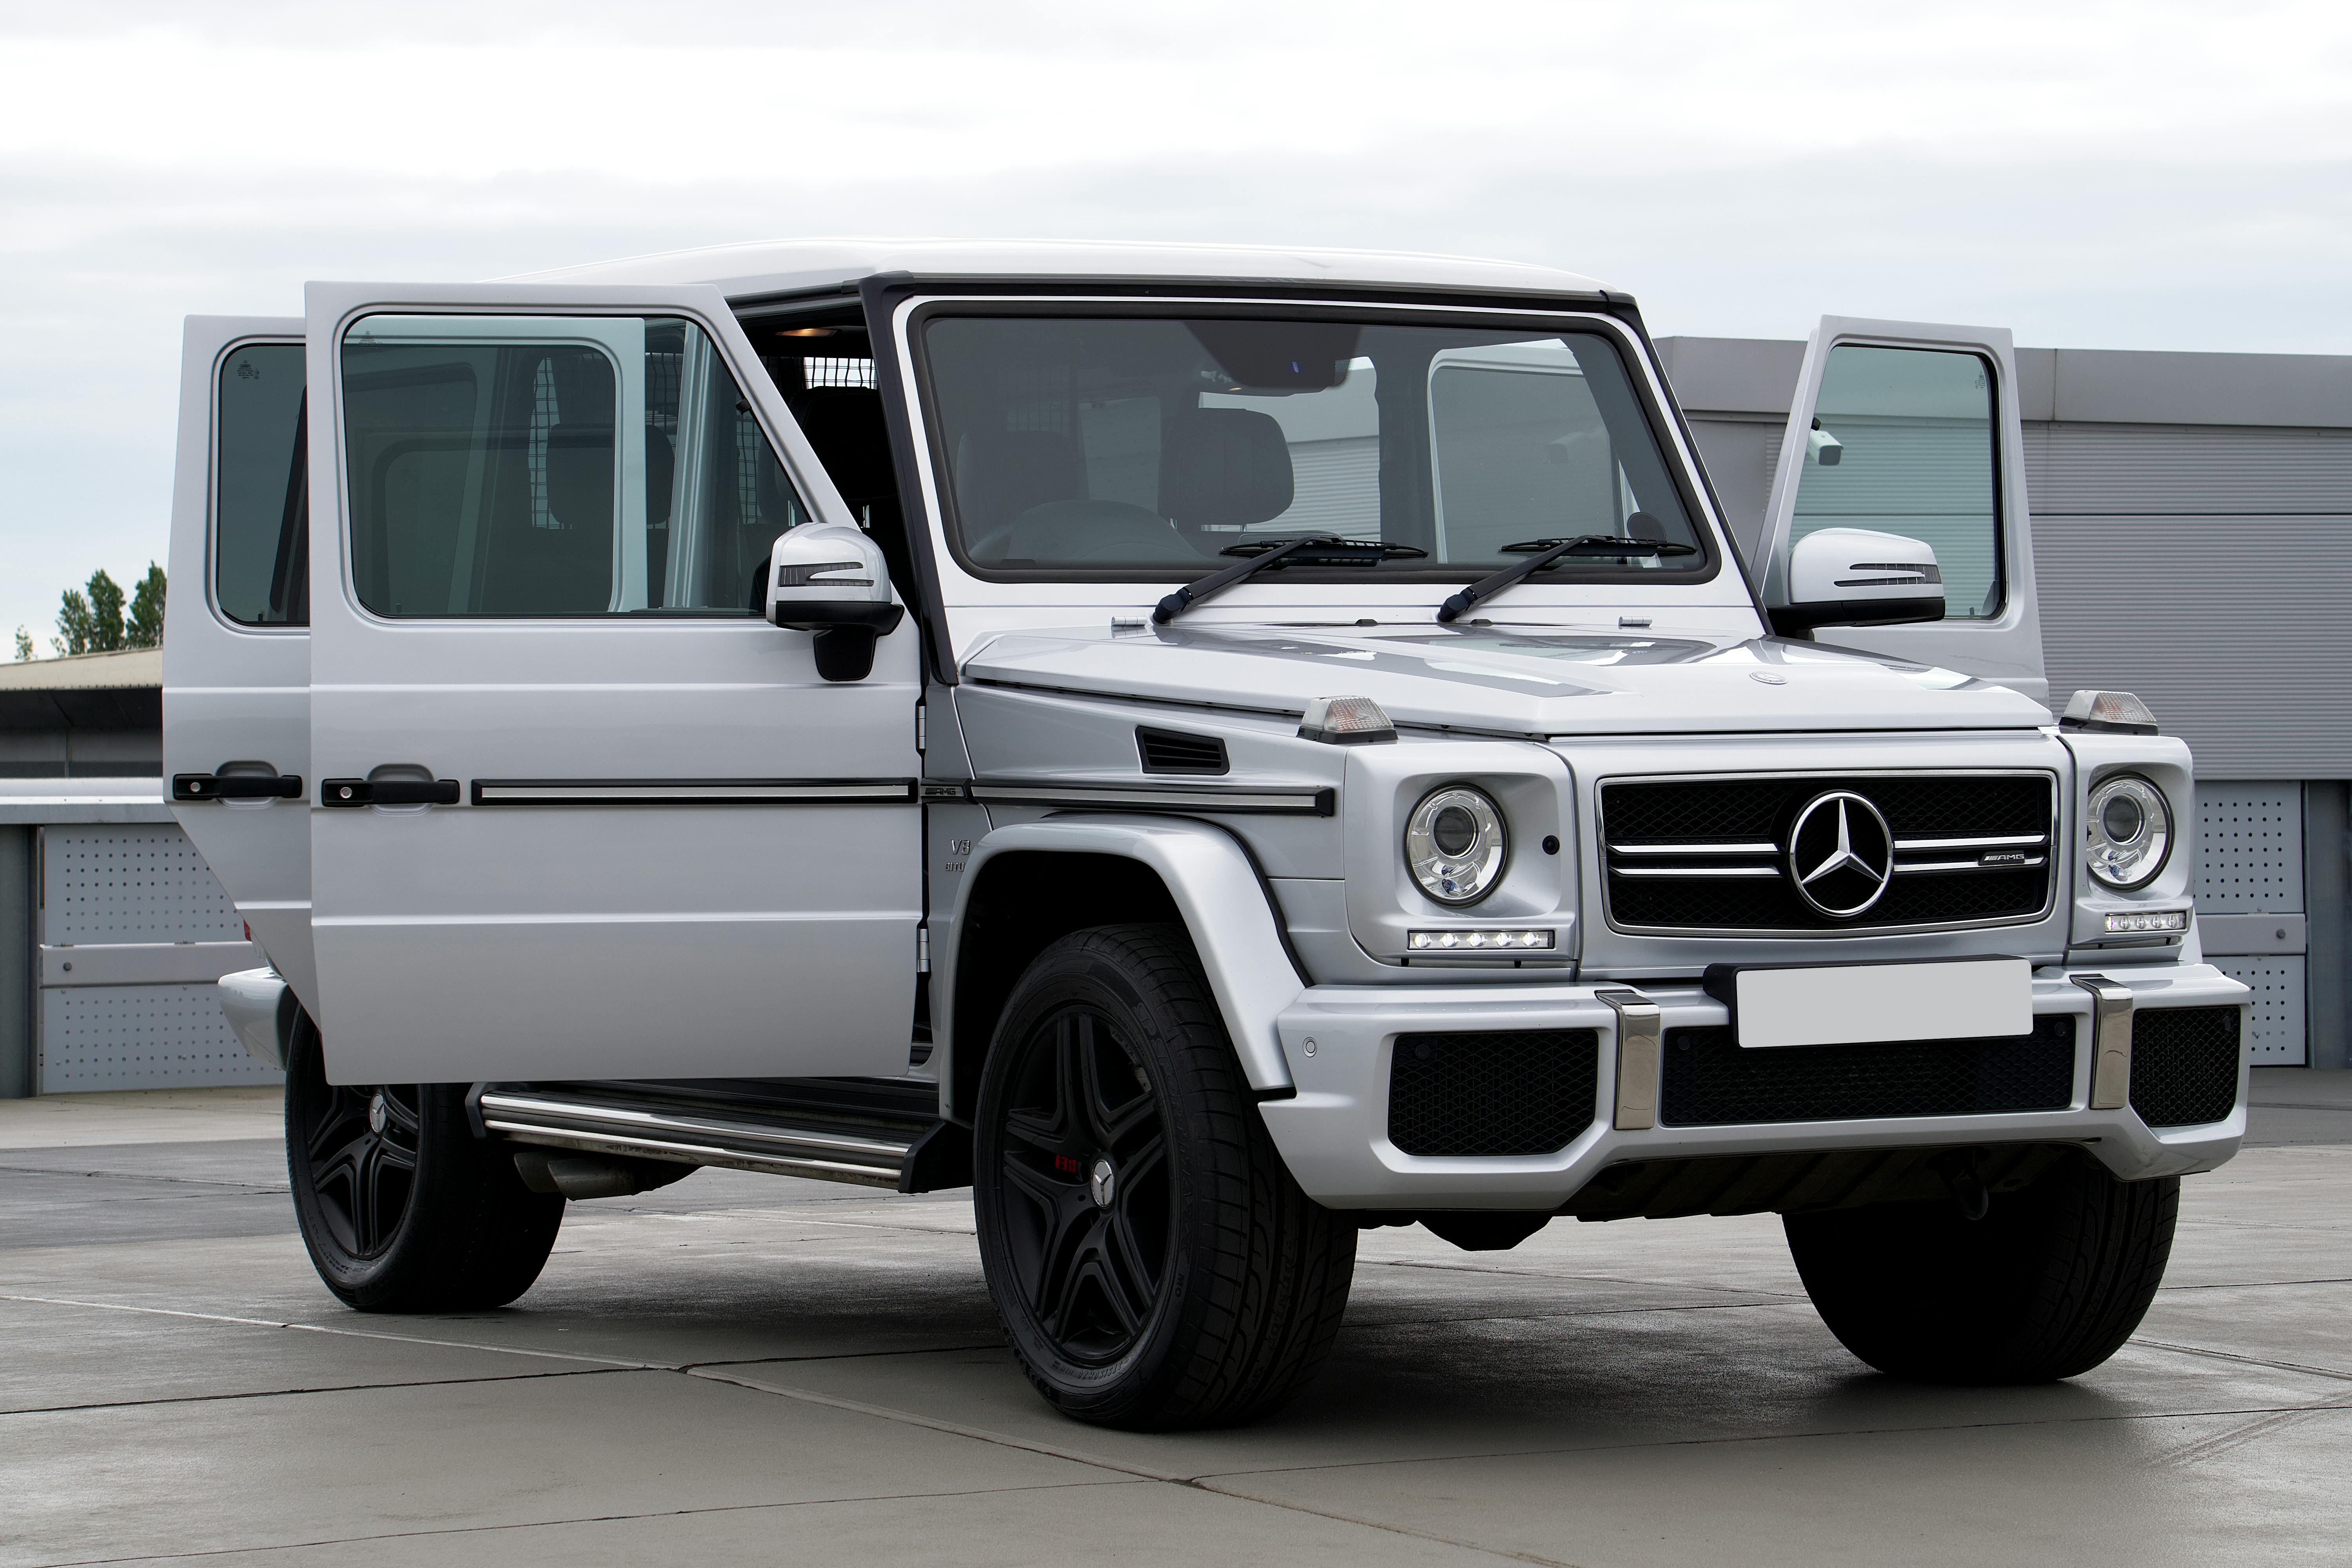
[1788,790,1894,918]
[1089,1157,1117,1209]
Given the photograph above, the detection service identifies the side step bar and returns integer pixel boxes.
[479,1088,947,1191]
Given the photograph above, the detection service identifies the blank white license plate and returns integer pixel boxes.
[1732,959,2032,1049]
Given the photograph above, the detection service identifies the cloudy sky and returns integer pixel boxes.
[4,0,2348,649]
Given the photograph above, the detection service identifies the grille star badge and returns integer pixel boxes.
[1788,790,1895,918]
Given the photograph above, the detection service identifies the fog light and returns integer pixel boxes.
[1408,929,1555,951]
[2104,909,2187,934]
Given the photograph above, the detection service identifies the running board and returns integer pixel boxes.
[478,1088,937,1191]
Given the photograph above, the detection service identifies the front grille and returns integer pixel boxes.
[1601,772,2056,933]
[1660,1015,2077,1125]
[1388,1029,1599,1156]
[2129,1006,2241,1128]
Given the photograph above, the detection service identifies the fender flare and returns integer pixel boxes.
[939,816,1306,1104]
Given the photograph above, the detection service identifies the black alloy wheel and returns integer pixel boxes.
[297,1078,424,1258]
[994,1003,1173,1366]
[284,1012,564,1312]
[975,924,1357,1430]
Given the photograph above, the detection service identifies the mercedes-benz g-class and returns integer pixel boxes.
[165,240,2249,1428]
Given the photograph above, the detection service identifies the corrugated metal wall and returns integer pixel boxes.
[2029,423,2352,780]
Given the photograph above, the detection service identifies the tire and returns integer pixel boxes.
[1784,1154,2178,1384]
[284,1013,564,1312]
[973,924,1357,1429]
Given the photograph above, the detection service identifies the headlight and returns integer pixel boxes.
[2086,772,2172,890]
[1405,785,1508,906]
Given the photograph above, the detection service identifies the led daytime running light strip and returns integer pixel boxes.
[1407,929,1555,951]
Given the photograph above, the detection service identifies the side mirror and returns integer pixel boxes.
[1768,527,1945,637]
[764,524,905,682]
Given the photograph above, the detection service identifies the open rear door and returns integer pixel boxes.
[1757,316,2047,702]
[303,282,921,1084]
[163,317,319,1012]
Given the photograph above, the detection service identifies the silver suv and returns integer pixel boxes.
[165,241,2249,1428]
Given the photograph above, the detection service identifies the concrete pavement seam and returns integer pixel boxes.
[20,1477,1157,1568]
[0,1366,632,1419]
[679,1367,1575,1565]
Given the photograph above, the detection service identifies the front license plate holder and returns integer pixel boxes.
[1701,958,2033,1049]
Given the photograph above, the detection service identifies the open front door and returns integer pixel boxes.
[1758,316,2047,701]
[163,316,319,1012]
[303,282,921,1084]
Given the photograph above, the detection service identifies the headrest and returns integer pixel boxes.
[954,428,1086,535]
[1159,408,1294,533]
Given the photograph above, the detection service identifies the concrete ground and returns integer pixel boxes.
[3,1072,2347,1567]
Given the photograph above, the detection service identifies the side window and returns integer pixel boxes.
[214,342,308,625]
[340,315,808,618]
[1791,346,2001,617]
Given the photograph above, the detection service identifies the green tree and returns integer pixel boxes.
[53,569,126,656]
[11,627,31,662]
[127,563,166,648]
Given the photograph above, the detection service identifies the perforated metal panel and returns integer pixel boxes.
[40,825,245,944]
[34,824,278,1091]
[2195,784,2304,914]
[38,985,281,1091]
[2208,956,2306,1066]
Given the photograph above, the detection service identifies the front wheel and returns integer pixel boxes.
[285,1014,563,1312]
[1785,1154,2178,1384]
[974,924,1357,1429]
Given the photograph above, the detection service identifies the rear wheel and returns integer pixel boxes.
[285,1014,563,1311]
[1785,1154,2178,1383]
[974,924,1357,1429]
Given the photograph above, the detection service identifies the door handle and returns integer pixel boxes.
[320,777,461,807]
[174,771,303,802]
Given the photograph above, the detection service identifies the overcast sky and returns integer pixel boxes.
[4,0,2348,650]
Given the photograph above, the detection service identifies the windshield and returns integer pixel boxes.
[918,312,1713,580]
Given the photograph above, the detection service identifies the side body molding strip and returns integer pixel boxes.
[939,816,1307,1116]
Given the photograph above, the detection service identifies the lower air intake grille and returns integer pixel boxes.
[1388,1030,1599,1156]
[1661,1015,2076,1126]
[2129,1007,2241,1128]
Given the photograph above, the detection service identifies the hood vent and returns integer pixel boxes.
[1136,726,1229,775]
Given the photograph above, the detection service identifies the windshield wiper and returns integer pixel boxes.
[1154,536,1428,624]
[1436,534,1698,624]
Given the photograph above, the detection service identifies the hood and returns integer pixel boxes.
[960,622,2053,737]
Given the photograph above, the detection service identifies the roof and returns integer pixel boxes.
[508,237,1610,303]
[0,647,161,693]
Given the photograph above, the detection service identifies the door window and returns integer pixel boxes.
[1790,346,2002,617]
[340,316,808,617]
[214,341,309,626]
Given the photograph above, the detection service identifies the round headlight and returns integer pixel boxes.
[2086,773,2172,890]
[1405,785,1508,906]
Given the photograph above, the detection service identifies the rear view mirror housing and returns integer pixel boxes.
[1768,527,1945,638]
[764,523,905,682]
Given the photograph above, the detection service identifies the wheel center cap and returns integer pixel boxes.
[368,1093,387,1135]
[1089,1158,1116,1209]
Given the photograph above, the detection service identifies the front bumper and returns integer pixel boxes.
[1256,961,2252,1210]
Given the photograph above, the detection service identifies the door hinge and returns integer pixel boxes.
[916,927,931,973]
[916,702,927,755]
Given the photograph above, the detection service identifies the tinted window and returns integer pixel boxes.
[341,316,808,617]
[214,342,308,625]
[1791,346,2001,617]
[920,314,1706,577]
